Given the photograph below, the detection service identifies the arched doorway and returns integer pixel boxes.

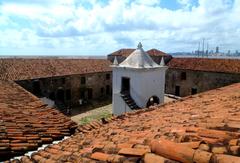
[146,96,160,108]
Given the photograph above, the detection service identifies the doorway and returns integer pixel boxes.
[175,85,180,96]
[121,77,130,93]
[191,88,197,95]
[88,88,93,99]
[56,89,65,102]
[106,85,110,95]
[146,96,160,107]
[66,89,71,100]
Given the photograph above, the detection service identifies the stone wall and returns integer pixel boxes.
[16,72,112,107]
[165,68,240,97]
[16,67,240,106]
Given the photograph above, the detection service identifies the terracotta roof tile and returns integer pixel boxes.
[118,148,149,156]
[147,49,168,57]
[0,59,111,81]
[91,152,110,161]
[108,48,170,57]
[168,57,240,74]
[10,83,240,162]
[108,48,135,57]
[0,80,76,161]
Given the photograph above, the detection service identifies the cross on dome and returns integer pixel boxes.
[137,42,143,49]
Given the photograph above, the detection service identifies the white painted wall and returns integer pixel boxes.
[112,66,167,115]
[112,93,131,115]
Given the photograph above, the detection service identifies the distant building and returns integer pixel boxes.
[112,43,167,115]
[107,48,172,65]
[165,58,240,97]
[216,46,219,53]
[0,59,112,109]
[228,50,231,55]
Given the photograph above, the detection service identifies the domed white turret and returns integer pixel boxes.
[119,42,160,68]
[111,42,168,115]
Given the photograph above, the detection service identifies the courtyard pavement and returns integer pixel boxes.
[71,96,175,125]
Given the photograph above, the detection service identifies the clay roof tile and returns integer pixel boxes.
[0,80,76,161]
[0,59,111,81]
[168,57,240,74]
[7,82,240,162]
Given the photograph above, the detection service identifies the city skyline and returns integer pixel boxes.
[0,0,240,56]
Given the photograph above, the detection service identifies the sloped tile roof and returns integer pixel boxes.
[0,80,77,161]
[168,58,240,74]
[146,49,168,57]
[108,49,135,57]
[11,83,240,162]
[0,59,112,81]
[119,44,161,68]
[108,48,169,57]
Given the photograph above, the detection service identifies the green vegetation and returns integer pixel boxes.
[79,110,112,125]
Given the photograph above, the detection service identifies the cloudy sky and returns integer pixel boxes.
[0,0,239,56]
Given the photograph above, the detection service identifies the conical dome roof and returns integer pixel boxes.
[119,42,160,68]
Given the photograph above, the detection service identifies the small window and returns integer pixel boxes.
[106,74,110,80]
[191,88,197,95]
[181,72,186,80]
[81,77,86,84]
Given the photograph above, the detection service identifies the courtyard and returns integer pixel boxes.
[71,95,175,125]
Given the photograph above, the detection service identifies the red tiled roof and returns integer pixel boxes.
[0,59,112,81]
[146,49,168,57]
[168,58,240,74]
[108,49,135,57]
[12,83,240,162]
[0,80,77,161]
[108,48,169,57]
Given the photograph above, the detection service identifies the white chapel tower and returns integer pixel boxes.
[111,42,168,115]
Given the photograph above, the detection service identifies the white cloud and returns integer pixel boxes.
[135,0,160,6]
[0,15,10,26]
[177,0,191,5]
[0,0,240,55]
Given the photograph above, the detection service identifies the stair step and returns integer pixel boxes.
[126,100,134,104]
[130,106,138,110]
[121,93,140,110]
[128,103,137,107]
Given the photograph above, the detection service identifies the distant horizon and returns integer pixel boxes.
[0,48,239,57]
[1,53,240,60]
